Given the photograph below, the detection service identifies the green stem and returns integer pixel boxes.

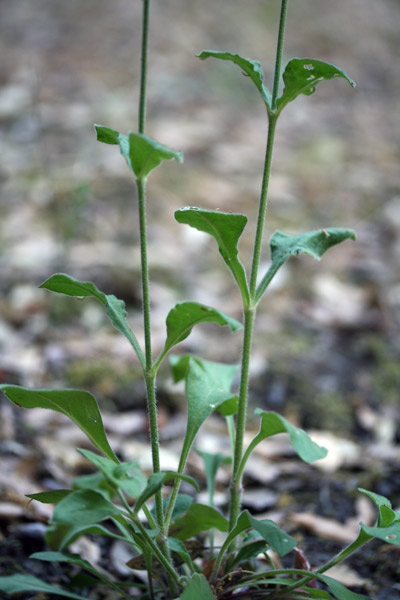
[139,0,150,134]
[228,307,255,530]
[228,0,289,533]
[271,0,289,111]
[137,177,164,532]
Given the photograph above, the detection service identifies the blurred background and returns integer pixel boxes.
[0,0,399,594]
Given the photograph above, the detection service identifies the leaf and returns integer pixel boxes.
[358,488,397,527]
[53,489,123,525]
[45,522,130,551]
[26,490,72,504]
[256,228,356,302]
[175,207,249,304]
[171,355,238,465]
[171,503,229,540]
[195,448,231,504]
[94,124,119,145]
[276,58,355,114]
[197,50,271,111]
[318,575,370,600]
[360,521,400,546]
[219,510,296,558]
[95,125,183,179]
[232,539,268,566]
[0,574,88,600]
[77,448,146,497]
[40,273,144,368]
[133,472,199,515]
[0,385,118,463]
[249,410,328,464]
[157,302,242,365]
[180,573,216,600]
[151,494,193,522]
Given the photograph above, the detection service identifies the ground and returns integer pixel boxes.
[0,0,399,598]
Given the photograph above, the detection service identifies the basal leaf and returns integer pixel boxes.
[77,449,147,498]
[318,575,370,600]
[197,50,271,111]
[276,58,355,114]
[45,522,129,552]
[219,510,296,558]
[171,355,238,464]
[40,273,144,367]
[0,385,118,463]
[360,521,400,546]
[170,503,229,540]
[157,302,242,365]
[256,228,355,302]
[195,448,231,504]
[53,489,123,525]
[175,207,249,304]
[252,410,328,464]
[180,573,216,600]
[26,490,72,504]
[0,574,88,600]
[358,488,397,527]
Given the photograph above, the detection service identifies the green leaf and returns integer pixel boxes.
[157,302,242,366]
[0,385,118,463]
[180,573,216,600]
[0,574,88,600]
[360,521,400,546]
[234,511,296,557]
[171,503,229,540]
[152,494,193,522]
[53,489,123,525]
[95,125,183,179]
[197,50,271,111]
[358,488,397,527]
[26,490,72,504]
[45,522,130,552]
[276,58,355,114]
[232,539,268,566]
[133,472,199,515]
[256,228,356,302]
[195,448,231,504]
[94,124,119,145]
[171,355,238,464]
[318,575,370,600]
[250,410,328,464]
[40,273,144,368]
[175,207,249,305]
[77,448,146,497]
[73,471,115,499]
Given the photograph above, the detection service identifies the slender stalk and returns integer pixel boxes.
[138,0,150,134]
[228,307,255,530]
[228,0,289,531]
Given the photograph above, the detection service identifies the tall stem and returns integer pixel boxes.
[229,308,255,530]
[228,0,289,531]
[136,0,164,532]
[138,0,150,134]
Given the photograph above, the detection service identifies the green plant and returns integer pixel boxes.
[0,1,399,599]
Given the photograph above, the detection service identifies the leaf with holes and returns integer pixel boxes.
[256,228,355,302]
[40,273,144,367]
[276,58,355,114]
[0,385,118,463]
[175,207,249,304]
[197,50,271,111]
